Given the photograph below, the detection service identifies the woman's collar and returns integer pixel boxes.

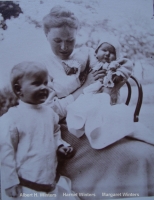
[50,50,75,61]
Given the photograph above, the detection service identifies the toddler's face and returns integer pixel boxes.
[19,70,49,104]
[96,43,116,63]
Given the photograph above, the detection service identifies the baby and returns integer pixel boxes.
[66,35,135,149]
[85,35,132,104]
[1,61,78,200]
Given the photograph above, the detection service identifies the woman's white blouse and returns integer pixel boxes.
[37,47,92,118]
[41,46,90,98]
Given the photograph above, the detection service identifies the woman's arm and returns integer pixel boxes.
[45,69,98,119]
[72,70,96,100]
[45,46,111,117]
[44,91,74,119]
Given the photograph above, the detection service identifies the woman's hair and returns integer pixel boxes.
[43,5,79,35]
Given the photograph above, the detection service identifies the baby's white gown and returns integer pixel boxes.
[66,81,154,149]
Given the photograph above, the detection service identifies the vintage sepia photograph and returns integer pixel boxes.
[0,0,154,199]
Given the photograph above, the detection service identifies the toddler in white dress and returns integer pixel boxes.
[1,61,79,200]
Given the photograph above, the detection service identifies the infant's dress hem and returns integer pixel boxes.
[66,93,154,149]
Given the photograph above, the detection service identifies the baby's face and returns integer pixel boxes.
[96,43,116,63]
[19,70,49,104]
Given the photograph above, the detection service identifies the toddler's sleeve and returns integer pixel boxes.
[1,114,20,190]
[53,112,70,148]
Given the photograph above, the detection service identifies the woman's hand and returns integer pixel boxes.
[72,69,106,100]
[84,70,95,86]
[91,69,106,83]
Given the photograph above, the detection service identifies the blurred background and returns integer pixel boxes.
[0,0,154,129]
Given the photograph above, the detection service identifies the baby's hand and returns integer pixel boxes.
[109,61,120,71]
[5,184,22,197]
[57,145,75,160]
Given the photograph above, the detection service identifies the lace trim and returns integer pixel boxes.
[62,59,81,69]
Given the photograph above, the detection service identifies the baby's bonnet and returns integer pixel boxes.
[95,34,121,59]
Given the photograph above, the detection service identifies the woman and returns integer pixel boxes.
[42,5,154,199]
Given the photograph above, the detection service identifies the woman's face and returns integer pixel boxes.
[47,26,77,60]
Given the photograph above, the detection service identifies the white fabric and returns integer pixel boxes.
[66,93,154,149]
[44,92,74,120]
[40,46,90,98]
[83,61,114,95]
[92,60,109,71]
[66,35,136,146]
[45,54,81,98]
[37,46,91,119]
[0,101,69,190]
[83,81,103,94]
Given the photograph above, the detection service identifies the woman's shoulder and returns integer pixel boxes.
[74,46,96,61]
[36,53,60,76]
[36,53,55,66]
[73,46,94,56]
[71,46,94,68]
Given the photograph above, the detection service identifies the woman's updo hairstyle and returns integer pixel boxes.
[43,5,79,36]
